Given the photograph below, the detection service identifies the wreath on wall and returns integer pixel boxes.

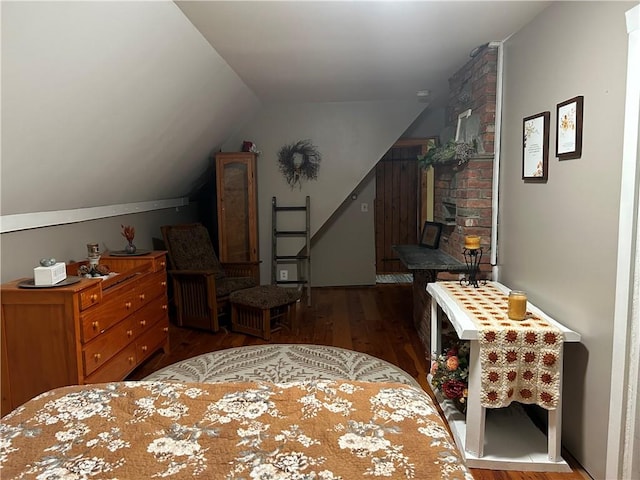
[277,139,322,189]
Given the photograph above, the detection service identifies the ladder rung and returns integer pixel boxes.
[275,231,307,236]
[275,255,308,260]
[274,206,307,211]
[272,195,311,307]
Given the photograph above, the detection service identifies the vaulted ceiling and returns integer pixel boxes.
[1,1,550,224]
[177,1,550,105]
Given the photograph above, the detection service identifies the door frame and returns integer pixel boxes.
[392,138,437,227]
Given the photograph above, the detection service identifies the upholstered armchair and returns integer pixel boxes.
[161,223,258,332]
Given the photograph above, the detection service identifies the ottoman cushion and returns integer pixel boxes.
[230,285,301,309]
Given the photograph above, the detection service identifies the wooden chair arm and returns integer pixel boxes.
[166,269,219,277]
[221,261,261,268]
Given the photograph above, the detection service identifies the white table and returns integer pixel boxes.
[427,281,581,472]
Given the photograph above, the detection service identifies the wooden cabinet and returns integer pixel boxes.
[215,152,259,281]
[0,251,169,416]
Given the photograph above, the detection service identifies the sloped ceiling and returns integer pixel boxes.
[1,1,549,221]
[1,1,260,217]
[177,1,549,104]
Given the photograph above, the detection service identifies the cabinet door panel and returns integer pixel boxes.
[216,153,258,264]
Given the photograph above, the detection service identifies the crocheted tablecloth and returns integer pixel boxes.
[440,282,563,410]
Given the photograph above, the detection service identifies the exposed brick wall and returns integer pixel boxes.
[447,45,498,155]
[434,44,497,275]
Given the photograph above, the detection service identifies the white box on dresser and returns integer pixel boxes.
[33,262,66,285]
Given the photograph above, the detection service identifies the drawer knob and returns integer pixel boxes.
[92,321,99,330]
[94,353,101,362]
[125,301,132,309]
[128,356,135,364]
[91,294,98,302]
[163,327,169,333]
[140,320,147,327]
[139,293,145,301]
[160,261,166,267]
[127,329,133,337]
[161,281,167,287]
[141,345,148,352]
[162,304,168,311]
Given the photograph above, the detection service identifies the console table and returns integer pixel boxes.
[427,281,581,471]
[393,245,464,353]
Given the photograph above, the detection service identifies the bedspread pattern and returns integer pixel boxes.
[1,380,472,479]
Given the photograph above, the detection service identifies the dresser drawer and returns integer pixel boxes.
[80,289,138,342]
[79,284,102,310]
[134,296,169,336]
[136,318,169,362]
[149,255,167,273]
[83,343,138,384]
[134,271,167,310]
[82,316,137,375]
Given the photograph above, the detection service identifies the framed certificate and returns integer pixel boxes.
[556,96,584,160]
[522,111,550,182]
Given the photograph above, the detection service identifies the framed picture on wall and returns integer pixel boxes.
[419,221,443,249]
[522,111,550,182]
[556,96,584,160]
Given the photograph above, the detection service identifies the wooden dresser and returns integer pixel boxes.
[0,251,170,416]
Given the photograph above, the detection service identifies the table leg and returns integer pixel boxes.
[430,295,441,362]
[465,340,486,457]
[548,355,563,461]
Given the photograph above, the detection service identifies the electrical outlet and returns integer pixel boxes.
[361,202,368,212]
[279,270,288,281]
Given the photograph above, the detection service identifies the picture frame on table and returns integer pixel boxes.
[419,221,443,249]
[522,111,550,182]
[556,96,584,160]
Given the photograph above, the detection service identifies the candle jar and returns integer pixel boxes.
[465,235,481,250]
[508,290,528,320]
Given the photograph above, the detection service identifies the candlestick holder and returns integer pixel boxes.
[78,243,110,277]
[460,247,486,288]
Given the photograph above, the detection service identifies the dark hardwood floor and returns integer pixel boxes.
[128,284,589,480]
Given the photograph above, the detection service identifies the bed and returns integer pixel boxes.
[1,346,473,479]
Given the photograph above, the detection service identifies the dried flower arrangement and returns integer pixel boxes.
[121,225,135,244]
[430,339,470,414]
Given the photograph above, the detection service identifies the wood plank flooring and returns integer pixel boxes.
[128,285,590,480]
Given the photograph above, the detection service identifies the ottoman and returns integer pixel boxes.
[230,285,302,340]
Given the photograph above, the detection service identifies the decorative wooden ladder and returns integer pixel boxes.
[271,196,311,306]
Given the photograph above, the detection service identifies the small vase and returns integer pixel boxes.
[125,243,136,254]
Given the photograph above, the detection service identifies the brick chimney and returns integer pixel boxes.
[433,44,497,275]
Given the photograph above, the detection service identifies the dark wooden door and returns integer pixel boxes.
[374,144,421,273]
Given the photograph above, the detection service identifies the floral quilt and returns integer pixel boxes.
[1,380,473,479]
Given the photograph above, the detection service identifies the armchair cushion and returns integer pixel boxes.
[164,224,225,278]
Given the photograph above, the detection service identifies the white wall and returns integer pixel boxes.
[1,1,259,281]
[223,100,426,285]
[498,2,634,478]
[0,205,199,283]
[1,1,259,216]
[311,172,376,287]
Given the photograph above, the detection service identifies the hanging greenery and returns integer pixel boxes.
[277,139,322,189]
[417,139,477,170]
